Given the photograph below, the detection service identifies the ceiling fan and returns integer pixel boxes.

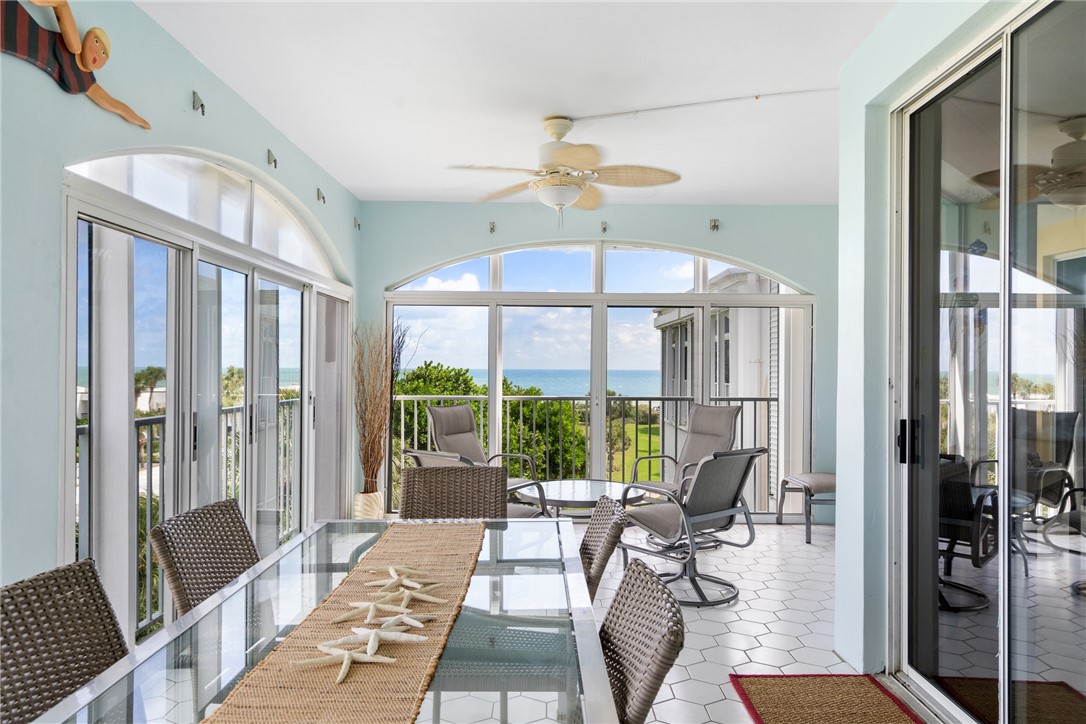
[452,116,681,224]
[970,115,1086,209]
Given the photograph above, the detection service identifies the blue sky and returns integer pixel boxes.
[395,248,705,370]
[78,221,301,379]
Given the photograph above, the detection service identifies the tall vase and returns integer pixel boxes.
[354,485,385,519]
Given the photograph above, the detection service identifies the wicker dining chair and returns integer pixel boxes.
[148,498,260,616]
[1,559,129,724]
[580,495,627,601]
[598,559,685,724]
[400,465,508,519]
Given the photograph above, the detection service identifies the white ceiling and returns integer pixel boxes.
[138,1,895,206]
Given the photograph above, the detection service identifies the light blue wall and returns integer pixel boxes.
[836,0,1021,672]
[0,2,844,590]
[354,199,840,485]
[0,2,360,584]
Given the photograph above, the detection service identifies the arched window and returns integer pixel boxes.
[387,241,812,516]
[69,152,334,278]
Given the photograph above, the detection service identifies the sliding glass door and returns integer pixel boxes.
[253,279,303,555]
[902,3,1086,719]
[195,261,248,507]
[905,54,1004,711]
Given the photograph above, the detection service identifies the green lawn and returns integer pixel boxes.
[616,422,662,482]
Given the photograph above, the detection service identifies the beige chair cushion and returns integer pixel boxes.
[783,473,836,495]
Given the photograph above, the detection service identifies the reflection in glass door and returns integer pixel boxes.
[1008,4,1086,719]
[906,55,1003,714]
[254,279,303,555]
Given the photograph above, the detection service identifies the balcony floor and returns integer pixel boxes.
[418,516,1086,723]
[592,521,849,724]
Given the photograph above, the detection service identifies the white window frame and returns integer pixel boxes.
[60,162,351,643]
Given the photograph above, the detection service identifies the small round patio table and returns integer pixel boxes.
[515,479,644,517]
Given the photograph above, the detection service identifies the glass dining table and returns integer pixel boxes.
[45,518,617,723]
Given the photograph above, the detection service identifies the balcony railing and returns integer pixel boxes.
[76,399,301,643]
[390,394,779,512]
[135,414,165,639]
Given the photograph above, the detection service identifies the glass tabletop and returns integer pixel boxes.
[516,478,645,507]
[47,519,615,724]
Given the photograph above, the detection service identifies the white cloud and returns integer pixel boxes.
[662,261,695,281]
[418,273,481,292]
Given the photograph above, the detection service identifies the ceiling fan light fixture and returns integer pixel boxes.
[1037,115,1086,208]
[530,175,586,210]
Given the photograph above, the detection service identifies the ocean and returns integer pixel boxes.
[467,369,659,397]
[84,367,656,396]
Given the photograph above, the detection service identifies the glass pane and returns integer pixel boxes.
[502,307,591,480]
[707,258,796,294]
[75,221,92,561]
[254,281,303,555]
[713,306,809,511]
[606,307,686,484]
[907,55,1003,710]
[312,294,350,519]
[196,262,247,506]
[133,237,174,641]
[392,305,489,509]
[252,186,333,277]
[1009,2,1086,718]
[502,247,592,292]
[605,246,694,292]
[397,257,490,291]
[68,154,250,242]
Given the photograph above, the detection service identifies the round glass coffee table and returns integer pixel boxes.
[515,479,644,517]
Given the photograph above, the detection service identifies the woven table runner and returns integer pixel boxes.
[206,521,486,723]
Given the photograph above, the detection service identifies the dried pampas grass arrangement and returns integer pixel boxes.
[354,320,407,495]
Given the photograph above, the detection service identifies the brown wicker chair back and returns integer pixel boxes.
[1,559,128,724]
[599,559,684,724]
[580,495,627,601]
[148,498,259,616]
[400,465,508,519]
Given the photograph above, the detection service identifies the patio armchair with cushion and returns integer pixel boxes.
[422,403,550,517]
[1041,486,1086,596]
[629,403,741,498]
[939,453,998,612]
[618,448,765,607]
[969,408,1080,525]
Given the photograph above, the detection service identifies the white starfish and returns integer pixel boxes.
[365,612,436,629]
[291,646,396,683]
[323,628,429,655]
[363,566,437,592]
[399,583,447,607]
[331,592,411,624]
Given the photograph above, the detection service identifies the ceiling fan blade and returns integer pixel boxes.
[593,165,681,187]
[479,181,532,203]
[573,183,602,210]
[552,144,601,171]
[451,164,540,175]
[972,164,1050,207]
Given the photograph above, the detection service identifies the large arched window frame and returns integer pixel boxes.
[385,240,815,513]
[61,151,352,644]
